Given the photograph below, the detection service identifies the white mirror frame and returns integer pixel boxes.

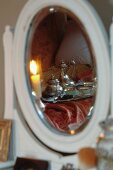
[13,0,110,153]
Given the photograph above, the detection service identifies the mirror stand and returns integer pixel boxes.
[2,0,112,169]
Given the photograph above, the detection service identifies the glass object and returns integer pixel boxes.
[25,6,97,135]
[96,118,113,170]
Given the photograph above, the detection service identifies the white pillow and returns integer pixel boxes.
[55,21,92,66]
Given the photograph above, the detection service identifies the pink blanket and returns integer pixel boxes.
[44,97,94,132]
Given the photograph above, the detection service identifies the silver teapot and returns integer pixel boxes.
[45,75,63,97]
[60,60,75,90]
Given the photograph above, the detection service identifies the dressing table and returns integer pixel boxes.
[1,0,112,169]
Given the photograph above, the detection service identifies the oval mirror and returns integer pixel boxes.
[26,6,96,135]
[13,0,110,152]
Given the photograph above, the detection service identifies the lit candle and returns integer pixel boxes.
[30,60,41,98]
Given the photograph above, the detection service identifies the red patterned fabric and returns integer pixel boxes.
[44,98,94,132]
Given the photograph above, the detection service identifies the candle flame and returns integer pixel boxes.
[30,60,39,75]
[69,130,75,135]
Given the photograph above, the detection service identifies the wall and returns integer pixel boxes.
[0,0,112,118]
[90,0,113,31]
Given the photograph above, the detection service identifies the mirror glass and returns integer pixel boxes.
[25,6,97,135]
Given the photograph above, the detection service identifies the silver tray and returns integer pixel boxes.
[41,93,94,103]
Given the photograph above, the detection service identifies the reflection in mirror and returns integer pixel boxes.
[26,6,97,135]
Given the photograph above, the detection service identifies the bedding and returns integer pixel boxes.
[44,97,94,132]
